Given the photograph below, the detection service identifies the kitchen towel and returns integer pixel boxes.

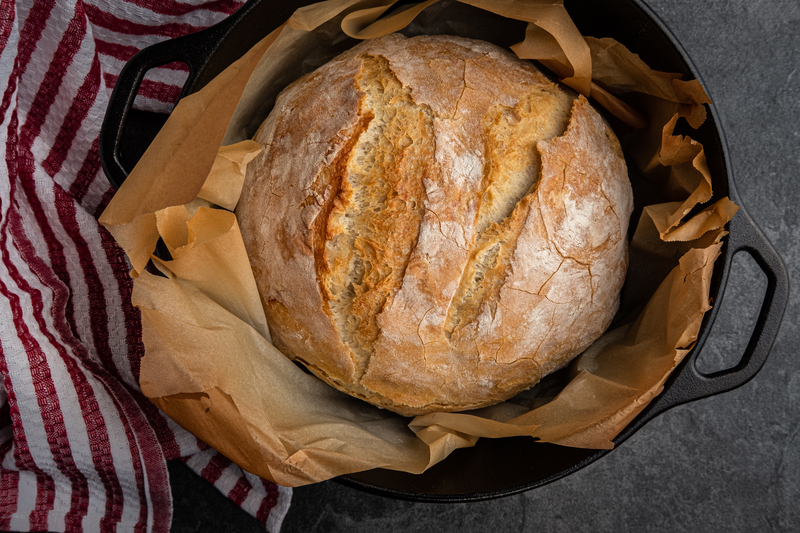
[0,0,291,531]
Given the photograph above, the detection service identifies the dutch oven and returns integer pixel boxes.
[99,0,790,502]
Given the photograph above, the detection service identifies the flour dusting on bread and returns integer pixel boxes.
[236,34,633,416]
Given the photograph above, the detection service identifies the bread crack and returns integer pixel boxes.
[443,87,573,339]
[425,205,470,251]
[536,261,563,295]
[322,54,435,378]
[452,58,469,120]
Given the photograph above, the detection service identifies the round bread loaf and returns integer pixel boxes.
[236,33,633,416]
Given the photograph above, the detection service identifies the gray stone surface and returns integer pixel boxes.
[169,0,800,531]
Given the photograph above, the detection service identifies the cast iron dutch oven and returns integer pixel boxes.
[99,0,789,502]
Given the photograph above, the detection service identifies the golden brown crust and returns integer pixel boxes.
[237,34,633,416]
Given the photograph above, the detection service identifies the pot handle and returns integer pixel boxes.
[99,30,218,190]
[652,209,789,411]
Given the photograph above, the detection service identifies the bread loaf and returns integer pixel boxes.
[236,33,633,416]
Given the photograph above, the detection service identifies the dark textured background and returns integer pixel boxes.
[166,0,800,531]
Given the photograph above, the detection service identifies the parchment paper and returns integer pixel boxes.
[99,0,738,486]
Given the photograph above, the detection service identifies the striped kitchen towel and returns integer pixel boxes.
[0,0,291,531]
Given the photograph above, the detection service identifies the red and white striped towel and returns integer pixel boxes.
[0,1,291,531]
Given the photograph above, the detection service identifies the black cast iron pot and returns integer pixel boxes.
[99,0,789,502]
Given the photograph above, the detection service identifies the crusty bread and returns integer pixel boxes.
[236,33,633,416]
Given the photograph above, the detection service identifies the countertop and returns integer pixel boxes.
[167,0,800,531]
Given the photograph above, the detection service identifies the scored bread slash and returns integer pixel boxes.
[236,33,633,416]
